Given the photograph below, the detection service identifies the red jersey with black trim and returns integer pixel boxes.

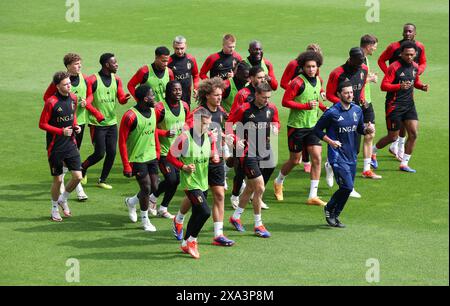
[39,92,78,156]
[381,59,425,109]
[282,74,327,112]
[378,40,426,75]
[43,74,104,122]
[227,101,280,159]
[200,51,242,80]
[326,62,368,104]
[168,54,199,103]
[280,59,321,90]
[118,107,168,173]
[229,84,256,116]
[127,64,175,100]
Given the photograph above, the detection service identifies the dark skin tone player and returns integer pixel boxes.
[81,53,131,189]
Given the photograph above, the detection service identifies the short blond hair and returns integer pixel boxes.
[223,34,236,43]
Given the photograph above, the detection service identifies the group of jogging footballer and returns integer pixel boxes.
[39,23,428,259]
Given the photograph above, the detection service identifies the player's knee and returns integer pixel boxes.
[198,204,211,220]
[214,191,224,203]
[341,186,353,194]
[105,148,116,158]
[290,155,301,165]
[311,154,321,165]
[150,183,158,194]
[141,185,151,196]
[254,183,265,196]
[203,207,211,219]
[73,172,83,182]
[243,182,254,193]
[167,174,179,186]
[388,134,398,143]
[409,129,418,140]
[54,175,64,185]
[95,150,106,160]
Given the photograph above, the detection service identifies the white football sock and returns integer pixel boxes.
[390,138,399,151]
[398,137,406,157]
[309,180,319,199]
[128,194,139,206]
[239,181,246,195]
[159,206,168,213]
[363,158,371,172]
[232,207,244,220]
[141,210,148,221]
[187,236,197,242]
[60,168,68,194]
[254,214,262,227]
[176,211,185,224]
[51,200,59,212]
[75,183,83,194]
[401,154,411,167]
[275,172,286,184]
[149,194,157,203]
[59,191,70,202]
[214,222,224,237]
[59,180,65,194]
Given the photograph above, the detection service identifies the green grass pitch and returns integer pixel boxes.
[0,0,448,285]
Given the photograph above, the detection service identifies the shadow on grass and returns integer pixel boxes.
[0,181,52,190]
[13,213,131,233]
[57,219,190,260]
[82,177,133,186]
[58,232,177,250]
[69,250,185,260]
[0,216,55,223]
[266,222,332,233]
[0,183,50,203]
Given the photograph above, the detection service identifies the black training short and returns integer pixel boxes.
[158,156,179,177]
[185,189,208,206]
[48,149,81,176]
[287,127,321,153]
[208,162,225,187]
[242,157,262,180]
[385,103,418,131]
[131,159,159,179]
